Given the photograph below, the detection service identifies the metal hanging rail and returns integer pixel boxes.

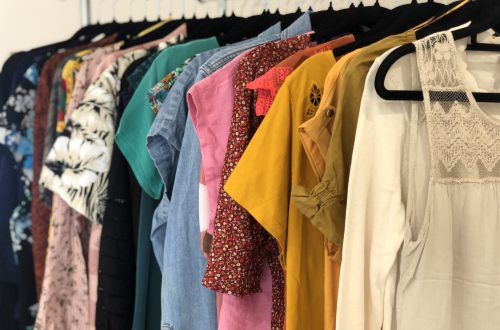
[78,0,458,27]
[81,0,91,26]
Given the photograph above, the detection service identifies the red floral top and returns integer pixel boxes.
[203,34,311,330]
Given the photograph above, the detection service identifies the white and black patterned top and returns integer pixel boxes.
[40,49,149,223]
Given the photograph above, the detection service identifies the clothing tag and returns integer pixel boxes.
[158,42,168,50]
[450,21,471,32]
[91,33,106,43]
[360,25,370,33]
[477,29,500,45]
[199,183,209,233]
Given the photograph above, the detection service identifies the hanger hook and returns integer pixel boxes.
[144,0,150,21]
[129,0,135,21]
[220,0,226,17]
[113,0,119,21]
[97,0,104,23]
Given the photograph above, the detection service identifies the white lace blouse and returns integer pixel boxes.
[337,31,500,330]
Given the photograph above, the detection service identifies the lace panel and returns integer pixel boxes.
[415,31,500,183]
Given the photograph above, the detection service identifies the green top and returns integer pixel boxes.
[116,37,220,199]
[132,191,161,330]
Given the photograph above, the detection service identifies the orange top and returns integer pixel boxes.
[246,34,354,116]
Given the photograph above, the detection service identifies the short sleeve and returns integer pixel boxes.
[224,84,292,259]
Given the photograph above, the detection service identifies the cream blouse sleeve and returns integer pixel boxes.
[336,52,416,330]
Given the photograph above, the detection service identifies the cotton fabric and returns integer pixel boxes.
[116,37,219,200]
[224,50,337,330]
[246,34,354,116]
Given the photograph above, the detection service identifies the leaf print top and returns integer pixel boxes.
[39,48,150,223]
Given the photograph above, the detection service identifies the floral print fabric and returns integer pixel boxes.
[0,65,37,259]
[32,34,118,295]
[66,45,119,123]
[0,64,39,328]
[34,195,89,330]
[40,49,150,223]
[147,57,193,114]
[203,34,311,330]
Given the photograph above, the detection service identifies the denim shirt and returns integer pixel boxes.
[198,11,311,79]
[146,13,312,330]
[148,49,219,268]
[146,49,218,330]
[146,20,283,274]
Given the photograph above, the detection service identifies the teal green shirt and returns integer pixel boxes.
[132,191,161,330]
[116,37,219,199]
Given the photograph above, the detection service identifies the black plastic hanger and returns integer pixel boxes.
[70,21,122,43]
[187,15,243,40]
[415,0,478,35]
[327,1,334,13]
[333,1,444,57]
[120,20,183,49]
[374,1,500,102]
[277,11,301,28]
[215,11,286,45]
[467,32,500,51]
[310,3,389,45]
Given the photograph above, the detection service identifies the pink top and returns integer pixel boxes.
[37,44,114,329]
[187,51,248,235]
[91,23,188,82]
[218,264,273,329]
[188,50,273,330]
[35,195,89,329]
[64,46,114,330]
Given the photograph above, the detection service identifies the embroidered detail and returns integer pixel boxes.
[247,67,294,116]
[310,83,321,106]
[306,83,322,117]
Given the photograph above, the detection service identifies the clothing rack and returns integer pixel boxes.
[79,0,457,27]
[81,0,91,26]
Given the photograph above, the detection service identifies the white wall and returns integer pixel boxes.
[0,0,455,69]
[0,0,81,68]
